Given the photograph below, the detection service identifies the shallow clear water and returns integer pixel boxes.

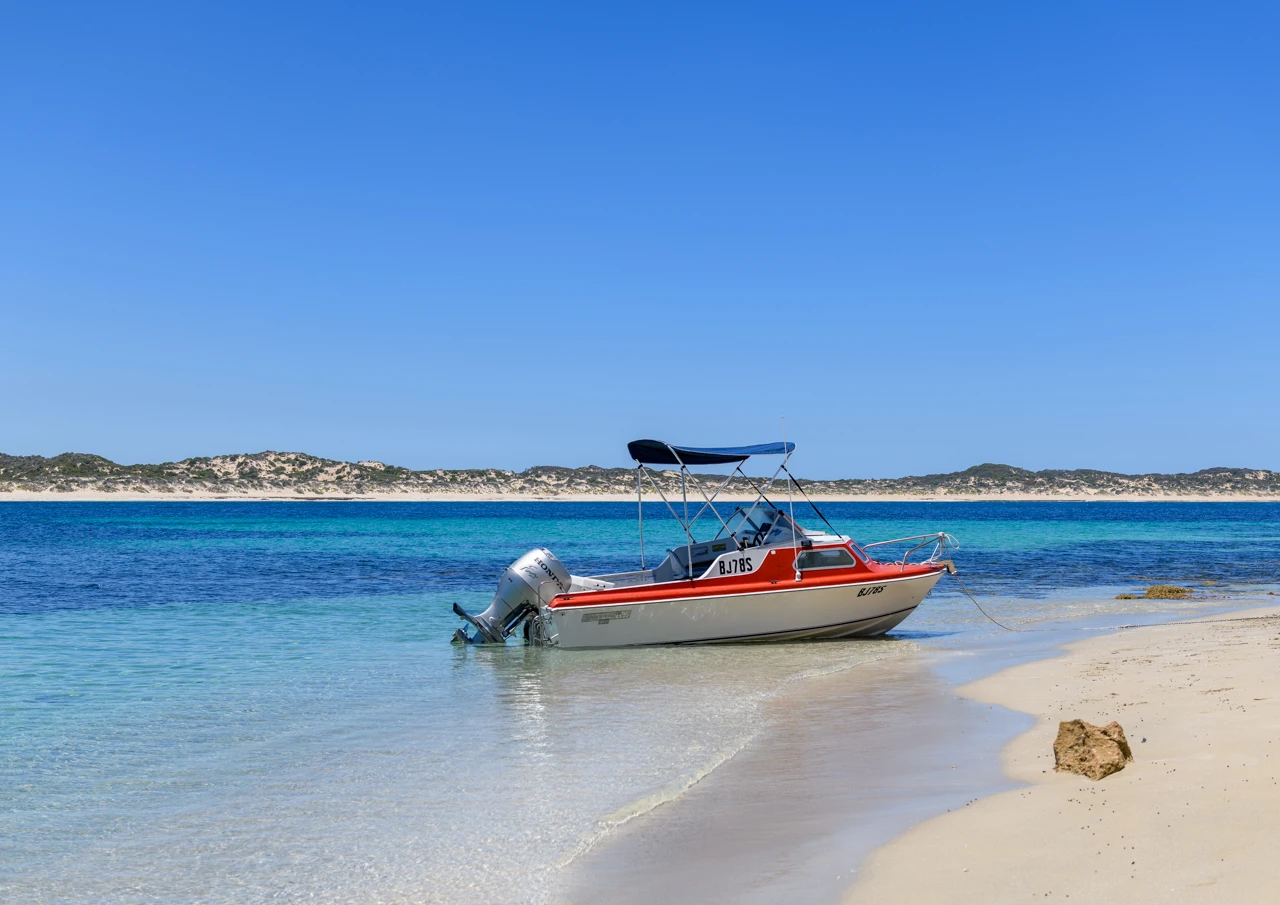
[2,501,1278,904]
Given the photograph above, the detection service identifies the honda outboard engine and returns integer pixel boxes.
[451,548,571,644]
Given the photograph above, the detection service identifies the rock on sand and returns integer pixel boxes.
[1053,719,1133,780]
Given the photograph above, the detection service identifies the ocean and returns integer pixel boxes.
[3,501,1279,904]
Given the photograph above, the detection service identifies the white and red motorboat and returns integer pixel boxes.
[452,439,957,649]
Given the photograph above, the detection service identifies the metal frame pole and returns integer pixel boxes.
[641,466,688,525]
[682,469,691,579]
[666,444,694,582]
[780,463,839,536]
[636,464,646,569]
[738,456,792,533]
[783,418,800,581]
[681,469,739,537]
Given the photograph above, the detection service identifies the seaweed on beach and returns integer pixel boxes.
[1116,585,1197,600]
[1143,584,1195,599]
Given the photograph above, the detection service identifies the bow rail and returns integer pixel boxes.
[860,532,960,572]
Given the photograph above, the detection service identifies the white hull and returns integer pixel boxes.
[549,570,941,649]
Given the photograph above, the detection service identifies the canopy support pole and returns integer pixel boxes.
[640,465,686,527]
[736,455,792,535]
[682,470,691,580]
[680,468,739,539]
[636,465,645,569]
[780,463,839,537]
[783,418,800,581]
[667,445,694,583]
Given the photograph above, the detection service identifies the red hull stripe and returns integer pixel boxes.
[549,561,943,610]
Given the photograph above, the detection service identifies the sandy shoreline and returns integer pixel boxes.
[559,642,1032,905]
[3,491,1279,503]
[846,605,1280,903]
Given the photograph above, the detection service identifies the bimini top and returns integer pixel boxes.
[627,439,796,467]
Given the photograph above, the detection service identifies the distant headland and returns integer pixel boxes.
[1,451,1277,501]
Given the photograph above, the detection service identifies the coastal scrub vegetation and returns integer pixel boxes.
[2,453,1279,498]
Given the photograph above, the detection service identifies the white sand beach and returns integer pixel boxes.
[846,606,1280,904]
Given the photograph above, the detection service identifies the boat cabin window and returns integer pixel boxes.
[795,547,856,570]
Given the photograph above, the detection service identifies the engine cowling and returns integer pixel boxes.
[452,548,571,644]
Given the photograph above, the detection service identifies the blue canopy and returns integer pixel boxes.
[627,439,795,466]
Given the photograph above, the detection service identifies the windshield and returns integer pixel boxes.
[719,506,798,548]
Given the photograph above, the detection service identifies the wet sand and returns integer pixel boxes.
[846,606,1280,904]
[558,646,1034,905]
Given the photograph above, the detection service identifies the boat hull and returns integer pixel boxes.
[549,569,941,649]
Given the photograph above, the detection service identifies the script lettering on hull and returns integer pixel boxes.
[581,610,632,625]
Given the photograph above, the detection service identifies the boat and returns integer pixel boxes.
[451,439,957,648]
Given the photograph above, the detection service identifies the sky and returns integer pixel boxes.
[1,2,1277,479]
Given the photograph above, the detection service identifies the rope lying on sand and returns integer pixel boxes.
[946,572,1280,634]
[1107,612,1280,630]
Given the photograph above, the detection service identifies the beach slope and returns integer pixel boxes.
[846,607,1280,904]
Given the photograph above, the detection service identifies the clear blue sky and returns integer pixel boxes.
[2,2,1276,478]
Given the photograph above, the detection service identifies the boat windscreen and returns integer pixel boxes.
[718,506,797,549]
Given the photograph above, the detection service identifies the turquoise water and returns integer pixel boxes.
[2,502,1279,904]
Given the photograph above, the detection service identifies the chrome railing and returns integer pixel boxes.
[861,532,959,572]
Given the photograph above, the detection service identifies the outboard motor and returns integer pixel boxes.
[451,548,572,644]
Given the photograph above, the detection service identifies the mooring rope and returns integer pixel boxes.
[946,570,1279,635]
[947,570,1030,632]
[1105,611,1280,631]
